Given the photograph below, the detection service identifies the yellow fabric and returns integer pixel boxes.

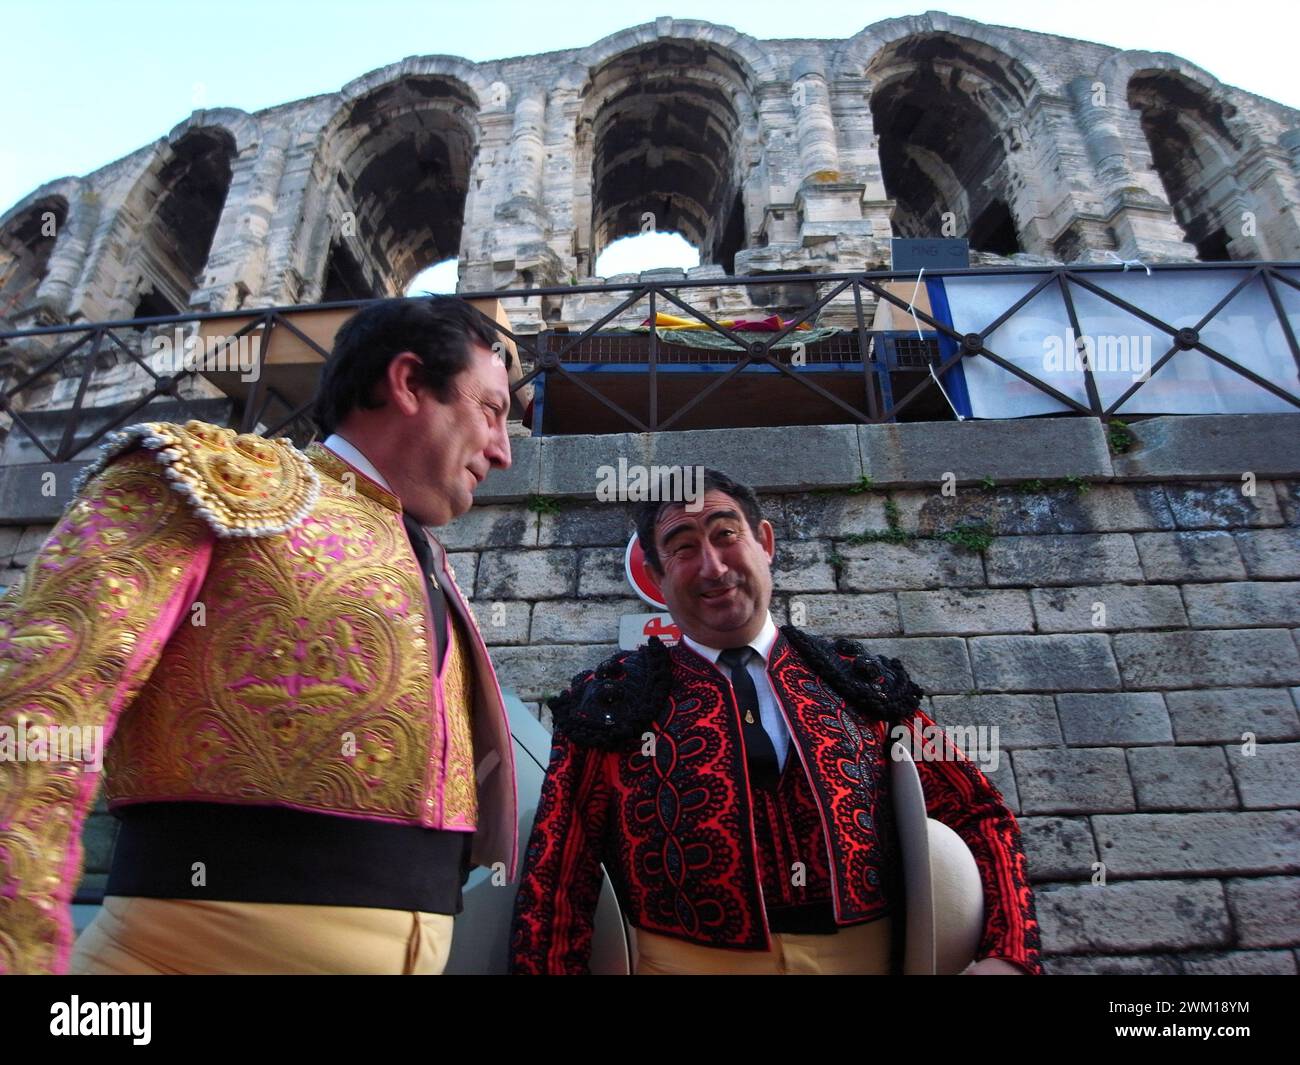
[634,915,894,975]
[68,896,453,975]
[440,611,478,828]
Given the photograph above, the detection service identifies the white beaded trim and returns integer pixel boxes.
[69,422,320,539]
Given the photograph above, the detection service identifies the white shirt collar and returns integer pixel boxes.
[321,433,393,493]
[681,611,778,665]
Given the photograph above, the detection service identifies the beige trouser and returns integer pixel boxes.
[634,914,894,975]
[68,896,454,975]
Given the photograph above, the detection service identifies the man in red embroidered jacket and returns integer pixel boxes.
[510,468,1041,975]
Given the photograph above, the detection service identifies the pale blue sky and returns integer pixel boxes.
[2,0,1296,282]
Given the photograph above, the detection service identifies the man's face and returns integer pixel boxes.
[405,342,512,526]
[651,488,775,648]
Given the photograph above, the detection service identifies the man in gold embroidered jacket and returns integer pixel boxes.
[0,296,518,973]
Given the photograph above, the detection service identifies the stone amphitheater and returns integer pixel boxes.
[2,10,1298,336]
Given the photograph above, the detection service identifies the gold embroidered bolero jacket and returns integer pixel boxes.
[0,420,518,973]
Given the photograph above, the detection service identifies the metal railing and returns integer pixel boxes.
[1,261,1298,458]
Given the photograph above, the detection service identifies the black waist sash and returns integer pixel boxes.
[106,802,473,914]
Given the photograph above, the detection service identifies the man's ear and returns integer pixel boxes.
[385,352,425,417]
[758,518,775,558]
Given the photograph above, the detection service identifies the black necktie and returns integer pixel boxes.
[401,512,449,671]
[718,647,780,792]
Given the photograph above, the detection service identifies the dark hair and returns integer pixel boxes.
[633,467,764,573]
[312,295,508,437]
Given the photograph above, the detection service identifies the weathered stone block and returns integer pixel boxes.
[1111,414,1300,480]
[1048,483,1175,533]
[1225,876,1300,948]
[1016,817,1097,880]
[839,539,985,591]
[477,549,577,599]
[985,533,1141,587]
[0,526,22,567]
[787,593,898,636]
[477,433,540,501]
[1112,629,1300,688]
[1127,746,1236,810]
[1226,741,1300,809]
[487,642,619,701]
[446,552,478,595]
[771,540,837,592]
[12,525,54,568]
[1275,481,1300,526]
[1162,481,1282,529]
[1091,811,1300,875]
[1031,583,1187,632]
[1182,581,1300,627]
[531,598,645,643]
[1165,687,1300,743]
[970,634,1121,692]
[651,425,865,490]
[467,599,531,645]
[1034,879,1230,953]
[929,693,1062,748]
[898,588,1034,635]
[779,492,889,540]
[537,502,635,546]
[1057,691,1172,745]
[1134,530,1245,581]
[1233,529,1300,579]
[857,418,1112,486]
[1013,747,1135,813]
[575,547,631,596]
[438,505,536,550]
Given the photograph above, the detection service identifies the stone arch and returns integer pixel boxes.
[572,32,760,275]
[114,125,239,317]
[0,178,81,321]
[1109,53,1269,260]
[309,64,484,298]
[566,19,776,89]
[165,108,261,156]
[852,25,1045,253]
[835,13,1052,91]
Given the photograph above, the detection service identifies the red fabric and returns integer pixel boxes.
[750,757,838,912]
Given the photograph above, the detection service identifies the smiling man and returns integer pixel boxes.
[510,468,1042,975]
[0,295,519,974]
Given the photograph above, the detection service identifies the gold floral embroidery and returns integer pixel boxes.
[103,443,464,826]
[440,613,478,828]
[0,451,208,974]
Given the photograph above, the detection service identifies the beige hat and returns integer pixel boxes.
[890,740,985,975]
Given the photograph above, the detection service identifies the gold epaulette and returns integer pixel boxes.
[70,420,320,538]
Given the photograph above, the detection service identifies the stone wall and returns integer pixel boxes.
[2,412,1297,972]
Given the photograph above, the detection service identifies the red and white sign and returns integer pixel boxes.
[618,613,682,650]
[624,533,666,609]
[620,534,680,648]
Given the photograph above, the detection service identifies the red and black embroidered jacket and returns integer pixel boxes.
[509,626,1042,975]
